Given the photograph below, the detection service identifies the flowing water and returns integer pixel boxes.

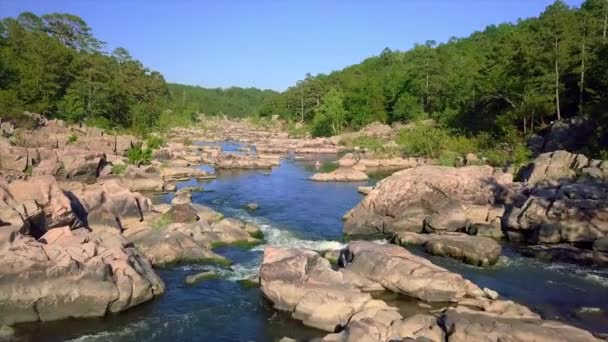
[12,142,608,341]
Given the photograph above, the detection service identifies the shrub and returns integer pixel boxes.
[392,92,426,123]
[127,144,153,166]
[349,136,385,153]
[438,150,461,167]
[67,133,78,144]
[287,122,309,138]
[111,164,128,175]
[146,135,165,149]
[396,125,450,158]
[182,137,193,145]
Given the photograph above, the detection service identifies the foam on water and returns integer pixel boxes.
[67,321,150,341]
[231,209,347,252]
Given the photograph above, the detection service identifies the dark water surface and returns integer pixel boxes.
[12,142,608,341]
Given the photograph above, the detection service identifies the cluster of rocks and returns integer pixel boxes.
[263,242,600,342]
[0,116,272,330]
[124,196,263,267]
[342,149,608,267]
[0,175,164,325]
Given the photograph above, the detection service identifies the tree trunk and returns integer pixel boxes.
[87,68,92,113]
[425,55,430,111]
[300,88,304,122]
[554,37,561,121]
[580,25,586,115]
[531,109,535,133]
[604,0,608,44]
[523,116,527,135]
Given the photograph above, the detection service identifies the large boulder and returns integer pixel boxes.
[539,118,595,154]
[0,227,164,325]
[56,149,108,182]
[506,182,608,245]
[343,165,513,236]
[443,305,601,342]
[1,176,77,231]
[342,241,484,302]
[260,246,396,332]
[78,179,153,229]
[124,222,228,267]
[121,165,165,192]
[425,233,502,267]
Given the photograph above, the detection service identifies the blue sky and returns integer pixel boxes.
[1,0,584,91]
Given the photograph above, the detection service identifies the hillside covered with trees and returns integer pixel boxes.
[259,0,608,156]
[166,83,277,118]
[0,12,271,134]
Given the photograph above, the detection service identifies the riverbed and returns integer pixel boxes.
[13,143,608,341]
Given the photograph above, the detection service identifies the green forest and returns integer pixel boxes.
[0,12,272,134]
[167,83,277,118]
[260,0,608,155]
[2,1,608,159]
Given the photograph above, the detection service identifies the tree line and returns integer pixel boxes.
[166,83,277,119]
[0,12,273,135]
[259,0,608,153]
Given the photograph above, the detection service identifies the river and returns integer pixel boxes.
[13,142,608,341]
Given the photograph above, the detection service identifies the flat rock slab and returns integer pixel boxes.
[344,241,485,302]
[425,233,502,267]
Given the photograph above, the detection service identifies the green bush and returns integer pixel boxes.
[392,92,426,123]
[146,135,165,149]
[111,164,128,175]
[287,122,309,138]
[349,136,385,153]
[396,125,450,158]
[311,112,333,137]
[127,144,153,166]
[438,150,461,167]
[67,133,78,144]
[86,116,112,130]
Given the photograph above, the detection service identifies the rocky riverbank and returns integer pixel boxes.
[1,115,607,341]
[263,242,602,342]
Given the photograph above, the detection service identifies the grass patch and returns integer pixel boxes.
[127,144,153,166]
[67,133,78,144]
[182,137,193,145]
[111,163,128,175]
[287,121,309,138]
[150,215,172,230]
[24,164,32,176]
[146,135,165,149]
[248,230,264,240]
[238,278,260,289]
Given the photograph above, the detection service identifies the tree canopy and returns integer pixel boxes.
[259,0,608,151]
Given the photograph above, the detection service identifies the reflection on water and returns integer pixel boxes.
[12,142,608,340]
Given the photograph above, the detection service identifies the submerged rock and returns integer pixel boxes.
[184,270,218,285]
